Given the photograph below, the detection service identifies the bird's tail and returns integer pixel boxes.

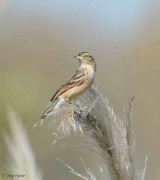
[32,100,60,129]
[40,100,58,120]
[33,98,66,129]
[41,98,65,120]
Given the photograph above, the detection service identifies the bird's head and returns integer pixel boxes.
[74,52,96,67]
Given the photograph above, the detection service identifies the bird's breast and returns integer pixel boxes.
[86,67,95,81]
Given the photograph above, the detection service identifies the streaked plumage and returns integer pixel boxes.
[41,52,96,120]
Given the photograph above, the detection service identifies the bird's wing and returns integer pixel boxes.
[40,68,86,120]
[50,68,86,102]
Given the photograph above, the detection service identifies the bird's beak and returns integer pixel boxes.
[74,56,82,60]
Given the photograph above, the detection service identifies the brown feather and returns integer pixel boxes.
[50,68,86,102]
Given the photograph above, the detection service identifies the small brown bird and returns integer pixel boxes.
[40,52,96,120]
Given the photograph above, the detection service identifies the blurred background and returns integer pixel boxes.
[0,0,160,179]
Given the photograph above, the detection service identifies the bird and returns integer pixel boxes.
[40,52,96,120]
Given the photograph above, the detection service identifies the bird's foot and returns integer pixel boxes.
[73,108,89,122]
[66,100,89,122]
[66,99,81,109]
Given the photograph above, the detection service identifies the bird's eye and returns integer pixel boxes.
[85,55,89,58]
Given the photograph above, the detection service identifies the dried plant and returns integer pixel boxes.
[4,107,42,180]
[3,85,147,180]
[57,158,97,180]
[50,85,147,180]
